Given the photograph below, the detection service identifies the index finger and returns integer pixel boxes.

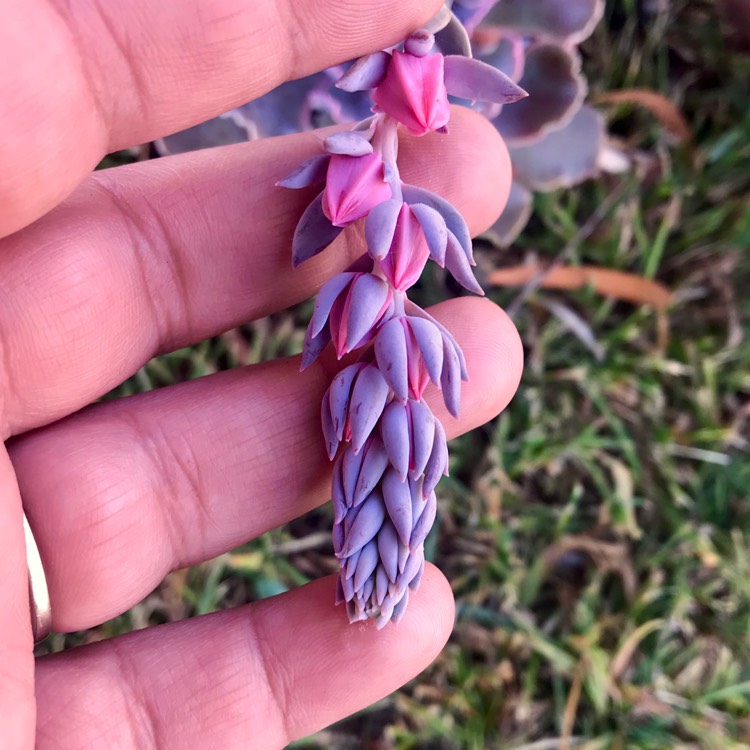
[0,0,441,237]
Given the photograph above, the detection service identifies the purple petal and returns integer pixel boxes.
[407,317,444,385]
[445,230,485,296]
[336,51,391,92]
[338,490,386,558]
[324,131,374,156]
[353,540,379,591]
[353,436,389,507]
[276,154,331,188]
[382,468,413,547]
[365,199,402,261]
[346,275,391,352]
[310,273,356,338]
[410,492,437,551]
[381,402,411,482]
[409,400,436,477]
[321,389,339,460]
[374,318,409,401]
[292,192,345,268]
[444,55,528,104]
[349,365,390,452]
[377,520,400,582]
[410,203,448,267]
[402,184,473,265]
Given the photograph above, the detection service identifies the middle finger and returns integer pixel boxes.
[0,108,510,437]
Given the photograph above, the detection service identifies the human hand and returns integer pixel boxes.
[1,1,523,747]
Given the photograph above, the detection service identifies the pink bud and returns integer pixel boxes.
[323,153,392,227]
[373,51,450,137]
[379,204,430,292]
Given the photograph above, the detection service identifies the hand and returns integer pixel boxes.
[0,0,522,747]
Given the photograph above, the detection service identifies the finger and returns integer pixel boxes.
[1,0,442,237]
[11,299,522,631]
[0,108,511,436]
[36,567,453,749]
[0,448,36,748]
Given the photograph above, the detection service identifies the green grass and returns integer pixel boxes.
[48,1,750,747]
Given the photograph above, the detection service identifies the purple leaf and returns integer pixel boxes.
[301,322,331,370]
[374,318,409,401]
[346,274,392,352]
[410,492,437,551]
[440,333,462,418]
[292,192,345,268]
[377,520,400,582]
[336,51,391,92]
[338,489,386,558]
[445,230,485,295]
[381,401,411,481]
[327,363,363,441]
[342,445,365,506]
[353,437,389,507]
[486,181,533,247]
[353,540,380,591]
[382,468,413,547]
[276,154,331,188]
[332,454,347,522]
[408,556,426,592]
[410,203,448,267]
[409,400,436,477]
[349,365,390,452]
[375,565,390,606]
[434,10,473,57]
[407,317,444,385]
[365,199,402,261]
[444,55,528,104]
[321,389,339,460]
[324,131,373,156]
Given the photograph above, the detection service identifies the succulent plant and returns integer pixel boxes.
[156,1,607,247]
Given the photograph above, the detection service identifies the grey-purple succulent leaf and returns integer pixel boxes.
[353,540,380,591]
[440,333,462,418]
[337,489,386,558]
[410,491,437,551]
[276,154,331,189]
[345,274,392,352]
[353,436,389,507]
[374,318,409,401]
[484,0,605,45]
[401,184,473,264]
[394,546,424,595]
[342,574,356,602]
[444,55,528,104]
[342,445,366,506]
[425,4,454,34]
[493,44,586,147]
[403,299,469,380]
[409,400,436,477]
[409,556,426,591]
[381,401,411,481]
[292,193,345,269]
[390,588,410,625]
[486,180,534,247]
[332,454,347,522]
[434,10,473,57]
[450,0,501,34]
[365,199,403,261]
[485,34,526,83]
[344,547,362,580]
[404,29,435,57]
[336,51,391,92]
[397,537,410,574]
[410,203,448,267]
[333,520,345,556]
[361,575,375,604]
[321,390,339,460]
[349,365,391,453]
[407,316,444,385]
[327,363,364,441]
[510,105,605,191]
[346,598,368,622]
[324,131,374,156]
[409,474,427,522]
[377,520,400,582]
[301,322,331,371]
[375,565,390,606]
[423,421,449,496]
[445,230,485,295]
[352,115,378,138]
[382,468,414,547]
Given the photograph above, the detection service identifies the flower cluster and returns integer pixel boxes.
[280,29,525,626]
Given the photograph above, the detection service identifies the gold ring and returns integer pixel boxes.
[23,512,51,643]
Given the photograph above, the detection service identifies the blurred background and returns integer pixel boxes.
[38,1,750,747]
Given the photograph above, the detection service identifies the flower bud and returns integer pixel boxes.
[373,51,450,137]
[322,152,392,227]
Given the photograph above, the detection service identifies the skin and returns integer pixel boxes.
[0,0,523,747]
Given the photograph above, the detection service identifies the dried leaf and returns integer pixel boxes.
[593,88,692,144]
[487,264,673,310]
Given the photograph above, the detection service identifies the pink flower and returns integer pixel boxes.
[322,153,392,227]
[379,204,430,292]
[373,50,450,137]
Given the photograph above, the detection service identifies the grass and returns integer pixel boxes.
[45,1,750,747]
